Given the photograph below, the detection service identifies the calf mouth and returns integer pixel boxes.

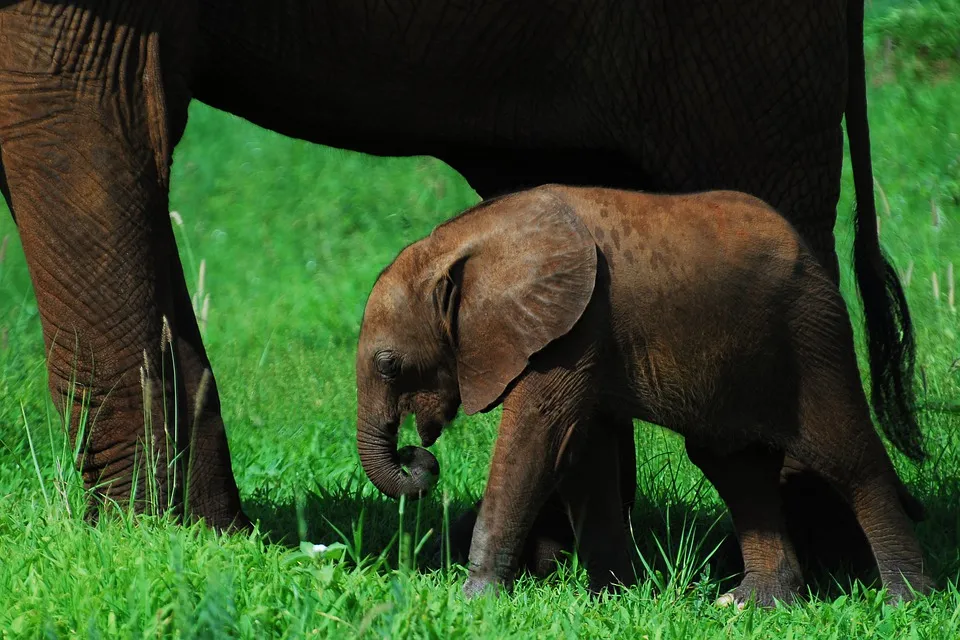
[416,415,445,447]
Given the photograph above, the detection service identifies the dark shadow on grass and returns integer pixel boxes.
[242,448,960,603]
[243,485,742,592]
[243,486,476,566]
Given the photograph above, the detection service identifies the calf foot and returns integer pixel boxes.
[716,570,802,609]
[433,502,573,577]
[463,574,508,600]
[883,573,935,605]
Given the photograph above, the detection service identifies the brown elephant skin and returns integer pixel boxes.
[355,185,932,607]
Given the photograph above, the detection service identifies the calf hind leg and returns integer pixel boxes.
[787,378,933,602]
[685,441,804,608]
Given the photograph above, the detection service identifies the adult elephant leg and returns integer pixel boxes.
[617,414,637,523]
[0,2,244,529]
[0,150,10,213]
[685,441,803,608]
[164,223,249,528]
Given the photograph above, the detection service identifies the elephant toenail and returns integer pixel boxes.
[716,592,736,607]
[715,592,746,610]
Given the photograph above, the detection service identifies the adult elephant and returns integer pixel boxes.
[0,0,921,566]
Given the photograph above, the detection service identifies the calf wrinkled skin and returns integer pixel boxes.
[355,186,932,606]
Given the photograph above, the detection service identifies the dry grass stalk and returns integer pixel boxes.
[902,260,915,287]
[192,259,207,311]
[200,294,210,335]
[140,353,153,419]
[0,235,8,265]
[932,271,940,301]
[193,369,212,425]
[949,262,956,311]
[874,177,891,217]
[160,315,173,356]
[931,198,941,228]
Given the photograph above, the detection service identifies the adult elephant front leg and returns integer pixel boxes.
[0,1,245,529]
[164,222,249,528]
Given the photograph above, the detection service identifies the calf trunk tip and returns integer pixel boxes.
[397,445,440,499]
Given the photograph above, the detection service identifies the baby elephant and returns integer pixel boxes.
[355,185,932,606]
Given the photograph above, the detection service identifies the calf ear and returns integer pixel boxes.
[437,191,598,415]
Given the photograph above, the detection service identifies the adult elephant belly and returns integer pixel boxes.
[193,0,847,271]
[193,0,627,158]
[630,0,849,278]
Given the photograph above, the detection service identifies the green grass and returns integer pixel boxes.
[2,56,960,640]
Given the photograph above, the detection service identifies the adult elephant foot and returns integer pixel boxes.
[0,2,246,531]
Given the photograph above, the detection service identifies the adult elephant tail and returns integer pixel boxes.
[846,0,924,462]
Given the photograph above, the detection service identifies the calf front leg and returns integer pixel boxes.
[463,366,595,598]
[449,409,635,579]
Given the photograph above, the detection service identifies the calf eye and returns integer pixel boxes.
[375,350,402,379]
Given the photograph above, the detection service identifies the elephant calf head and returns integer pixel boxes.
[355,190,597,500]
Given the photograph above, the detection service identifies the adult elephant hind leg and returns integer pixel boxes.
[685,441,803,608]
[0,149,10,212]
[0,3,243,529]
[617,413,637,524]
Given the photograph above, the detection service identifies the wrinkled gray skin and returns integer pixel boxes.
[0,0,918,551]
[356,185,932,606]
